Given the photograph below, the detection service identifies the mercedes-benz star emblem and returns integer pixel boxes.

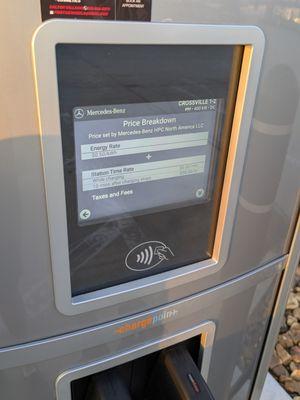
[74,108,85,119]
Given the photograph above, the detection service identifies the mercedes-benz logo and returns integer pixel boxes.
[74,108,85,119]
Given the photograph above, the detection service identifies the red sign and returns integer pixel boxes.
[41,0,151,21]
[41,0,115,21]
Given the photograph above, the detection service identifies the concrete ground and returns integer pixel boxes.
[260,373,291,400]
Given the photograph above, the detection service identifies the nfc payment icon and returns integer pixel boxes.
[125,241,174,272]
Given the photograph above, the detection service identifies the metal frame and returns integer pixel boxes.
[32,20,264,315]
[251,211,300,400]
[55,320,215,400]
[0,258,283,370]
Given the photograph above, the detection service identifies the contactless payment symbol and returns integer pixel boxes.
[125,241,174,272]
[74,108,85,119]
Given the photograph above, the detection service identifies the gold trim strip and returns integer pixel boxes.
[213,45,253,260]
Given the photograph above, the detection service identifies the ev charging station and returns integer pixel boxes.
[0,2,299,399]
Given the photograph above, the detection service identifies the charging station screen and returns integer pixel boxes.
[56,43,242,295]
[74,99,221,224]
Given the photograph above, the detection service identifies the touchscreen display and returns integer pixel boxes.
[56,43,242,295]
[74,99,222,224]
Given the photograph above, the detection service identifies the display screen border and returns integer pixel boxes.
[32,20,264,315]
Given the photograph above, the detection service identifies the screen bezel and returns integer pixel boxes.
[32,20,264,315]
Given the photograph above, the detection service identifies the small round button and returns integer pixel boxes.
[196,188,205,199]
[80,209,91,220]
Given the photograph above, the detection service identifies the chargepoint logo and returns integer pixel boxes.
[115,309,178,335]
[125,241,174,271]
